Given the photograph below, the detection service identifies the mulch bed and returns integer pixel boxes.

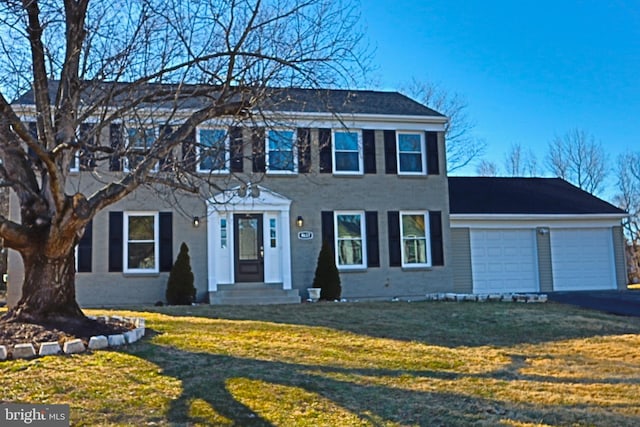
[0,316,136,348]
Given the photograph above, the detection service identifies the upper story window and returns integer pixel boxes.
[335,211,367,269]
[267,129,297,173]
[397,132,426,175]
[198,128,229,173]
[124,212,159,273]
[125,127,157,172]
[333,130,362,174]
[400,211,430,267]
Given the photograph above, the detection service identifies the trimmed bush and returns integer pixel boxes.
[312,240,341,301]
[166,242,196,305]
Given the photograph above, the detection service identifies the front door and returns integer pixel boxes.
[234,214,264,282]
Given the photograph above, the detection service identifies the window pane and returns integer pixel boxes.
[403,239,427,264]
[128,242,155,269]
[336,214,363,266]
[399,153,423,172]
[200,129,227,171]
[128,216,154,240]
[338,240,362,265]
[335,152,360,171]
[268,130,294,150]
[398,133,421,151]
[269,150,294,171]
[238,218,258,260]
[334,132,358,150]
[270,218,277,248]
[220,218,227,249]
[401,214,428,265]
[201,129,227,148]
[337,215,362,238]
[128,128,154,149]
[268,130,294,171]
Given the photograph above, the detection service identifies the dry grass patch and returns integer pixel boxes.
[1,301,640,425]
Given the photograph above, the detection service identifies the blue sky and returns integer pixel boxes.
[362,0,640,183]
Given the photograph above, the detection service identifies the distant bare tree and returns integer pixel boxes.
[0,0,365,322]
[546,129,607,195]
[614,151,640,283]
[475,159,499,177]
[403,79,485,172]
[504,143,538,177]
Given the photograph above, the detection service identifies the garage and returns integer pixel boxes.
[551,228,616,291]
[449,177,628,294]
[470,229,539,293]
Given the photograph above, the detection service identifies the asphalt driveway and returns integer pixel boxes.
[548,290,640,317]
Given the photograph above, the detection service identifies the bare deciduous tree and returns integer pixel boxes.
[546,129,608,195]
[0,0,365,322]
[503,143,538,177]
[475,159,499,177]
[614,151,640,283]
[403,79,485,172]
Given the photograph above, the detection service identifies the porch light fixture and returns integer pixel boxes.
[296,216,304,228]
[193,216,200,227]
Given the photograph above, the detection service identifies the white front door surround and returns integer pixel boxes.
[206,186,292,292]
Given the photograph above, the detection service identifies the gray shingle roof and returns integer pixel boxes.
[448,177,626,215]
[13,81,444,117]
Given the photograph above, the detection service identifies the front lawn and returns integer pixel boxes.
[1,301,640,426]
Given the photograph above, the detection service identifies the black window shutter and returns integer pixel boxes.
[182,128,196,172]
[252,127,266,172]
[297,128,311,173]
[109,123,123,171]
[159,212,173,272]
[108,212,123,272]
[426,131,440,175]
[365,211,380,267]
[318,128,332,173]
[363,130,376,174]
[78,123,96,170]
[384,130,397,174]
[230,127,244,172]
[429,211,444,266]
[26,122,41,168]
[321,211,335,254]
[158,125,172,171]
[387,211,401,266]
[77,220,93,273]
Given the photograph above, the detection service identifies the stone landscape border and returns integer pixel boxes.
[0,316,145,361]
[424,293,549,303]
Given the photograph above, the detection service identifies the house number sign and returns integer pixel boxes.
[298,231,314,240]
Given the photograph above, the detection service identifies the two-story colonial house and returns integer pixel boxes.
[7,85,453,306]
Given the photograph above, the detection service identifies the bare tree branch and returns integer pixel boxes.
[403,79,486,172]
[546,128,608,195]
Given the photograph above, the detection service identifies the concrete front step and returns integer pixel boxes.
[210,283,301,305]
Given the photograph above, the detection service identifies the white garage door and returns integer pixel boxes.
[551,228,616,291]
[470,229,539,293]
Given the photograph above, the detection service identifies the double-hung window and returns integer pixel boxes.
[124,212,159,273]
[400,211,430,267]
[397,132,426,174]
[333,130,362,174]
[335,211,366,269]
[267,129,297,173]
[198,128,228,173]
[125,127,157,172]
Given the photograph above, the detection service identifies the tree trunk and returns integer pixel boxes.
[5,248,84,322]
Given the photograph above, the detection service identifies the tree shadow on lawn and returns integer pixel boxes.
[127,339,640,426]
[141,301,640,348]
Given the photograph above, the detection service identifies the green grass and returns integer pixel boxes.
[2,301,640,426]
